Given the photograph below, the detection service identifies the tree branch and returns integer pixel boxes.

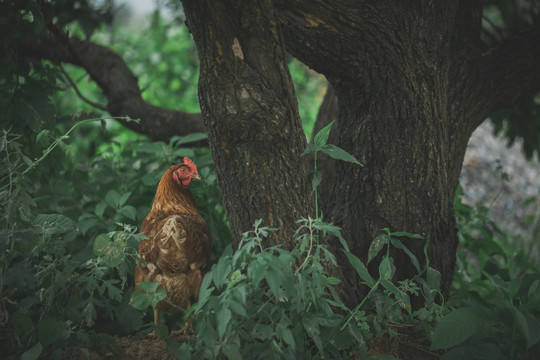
[19,33,205,142]
[481,25,540,112]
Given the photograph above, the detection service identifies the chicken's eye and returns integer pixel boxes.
[181,168,186,173]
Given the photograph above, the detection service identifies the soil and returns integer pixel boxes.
[81,326,440,360]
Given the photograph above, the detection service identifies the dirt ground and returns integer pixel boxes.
[82,324,441,360]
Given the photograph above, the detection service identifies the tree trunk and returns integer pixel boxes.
[181,0,314,249]
[180,0,540,308]
[275,1,487,305]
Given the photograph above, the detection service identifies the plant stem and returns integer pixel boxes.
[314,151,319,219]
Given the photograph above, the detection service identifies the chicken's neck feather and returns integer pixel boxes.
[149,172,200,216]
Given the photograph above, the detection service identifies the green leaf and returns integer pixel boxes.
[34,214,76,235]
[344,251,375,286]
[93,233,124,267]
[378,257,395,280]
[426,266,441,291]
[431,307,489,350]
[314,120,334,146]
[217,307,231,339]
[321,144,362,165]
[118,192,132,207]
[213,255,232,290]
[78,213,99,235]
[21,342,43,360]
[119,205,137,220]
[367,234,389,264]
[301,143,324,157]
[171,132,208,146]
[130,282,167,310]
[95,201,107,218]
[310,170,322,193]
[390,238,421,273]
[38,317,68,346]
[512,307,531,348]
[221,344,242,360]
[105,189,121,208]
[380,279,411,315]
[388,231,424,239]
[36,129,50,143]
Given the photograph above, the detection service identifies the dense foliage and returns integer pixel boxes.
[1,1,539,359]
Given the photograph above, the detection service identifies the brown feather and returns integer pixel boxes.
[135,163,211,314]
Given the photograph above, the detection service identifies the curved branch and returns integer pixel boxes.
[481,25,540,112]
[19,33,205,142]
[58,64,108,111]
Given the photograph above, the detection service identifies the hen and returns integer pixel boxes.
[135,157,211,327]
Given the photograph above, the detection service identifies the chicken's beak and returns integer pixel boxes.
[191,172,201,180]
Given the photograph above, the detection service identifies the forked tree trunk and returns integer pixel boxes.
[182,0,540,308]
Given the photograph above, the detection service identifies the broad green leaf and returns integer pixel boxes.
[95,201,107,217]
[129,289,152,310]
[137,281,161,292]
[511,307,531,348]
[367,234,389,264]
[93,233,124,267]
[378,257,395,280]
[34,214,76,235]
[321,144,362,165]
[130,282,167,310]
[314,120,334,146]
[213,255,232,290]
[431,307,489,350]
[221,344,242,360]
[228,298,247,317]
[21,342,42,360]
[281,327,296,349]
[118,191,132,207]
[78,213,99,235]
[105,189,121,208]
[344,251,375,286]
[217,307,231,339]
[119,205,137,220]
[390,238,421,273]
[310,170,322,193]
[426,266,441,291]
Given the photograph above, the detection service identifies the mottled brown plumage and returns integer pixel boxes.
[135,158,211,323]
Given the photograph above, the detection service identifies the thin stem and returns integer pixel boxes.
[340,281,380,331]
[314,151,319,219]
[22,116,127,175]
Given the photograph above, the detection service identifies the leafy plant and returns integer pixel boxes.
[178,218,366,359]
[429,185,540,359]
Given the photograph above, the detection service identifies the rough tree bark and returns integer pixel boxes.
[180,0,315,248]
[273,0,540,305]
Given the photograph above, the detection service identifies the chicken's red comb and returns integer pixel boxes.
[183,157,197,170]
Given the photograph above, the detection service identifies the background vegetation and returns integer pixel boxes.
[1,1,539,359]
